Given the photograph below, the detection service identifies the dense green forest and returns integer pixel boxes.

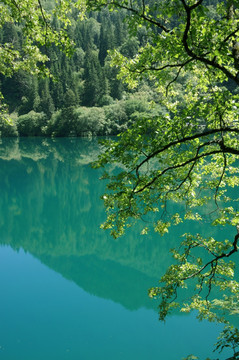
[0,7,163,137]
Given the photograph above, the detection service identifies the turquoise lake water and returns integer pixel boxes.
[0,137,237,360]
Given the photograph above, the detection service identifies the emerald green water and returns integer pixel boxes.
[0,137,236,360]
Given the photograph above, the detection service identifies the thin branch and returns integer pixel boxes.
[205,262,217,301]
[188,0,204,11]
[10,0,21,13]
[135,127,239,175]
[182,231,239,281]
[38,0,48,25]
[131,58,193,75]
[165,63,185,95]
[141,0,145,16]
[111,1,170,32]
[134,148,223,194]
[180,0,239,85]
[37,0,51,44]
[214,148,227,208]
[164,140,214,196]
[220,26,239,49]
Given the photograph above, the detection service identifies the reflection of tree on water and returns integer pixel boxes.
[0,137,102,163]
[0,138,237,316]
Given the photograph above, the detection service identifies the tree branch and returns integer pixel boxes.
[180,0,239,85]
[134,148,223,194]
[214,146,227,207]
[131,58,194,74]
[111,1,170,32]
[135,127,239,176]
[182,231,239,281]
[163,140,215,196]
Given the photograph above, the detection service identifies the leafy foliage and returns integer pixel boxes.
[0,2,160,135]
[88,0,239,357]
[0,0,74,77]
[214,325,239,358]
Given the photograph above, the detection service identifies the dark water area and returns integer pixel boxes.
[0,137,237,359]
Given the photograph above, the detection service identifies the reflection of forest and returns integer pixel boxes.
[0,138,236,312]
[0,138,171,310]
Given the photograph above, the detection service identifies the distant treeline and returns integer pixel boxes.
[2,91,166,137]
[0,6,164,137]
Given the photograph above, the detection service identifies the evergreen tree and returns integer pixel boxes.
[99,21,115,66]
[38,79,55,118]
[113,11,127,47]
[83,50,103,106]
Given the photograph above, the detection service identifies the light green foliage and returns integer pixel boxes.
[74,106,106,136]
[0,0,77,122]
[149,233,238,322]
[0,0,75,78]
[214,325,239,358]
[89,0,239,357]
[17,111,47,136]
[43,93,158,137]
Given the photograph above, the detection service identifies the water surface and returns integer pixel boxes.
[0,137,236,360]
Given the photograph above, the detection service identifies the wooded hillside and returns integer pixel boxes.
[0,5,163,137]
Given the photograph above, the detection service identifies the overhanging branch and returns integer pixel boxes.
[134,148,223,194]
[135,127,239,176]
[182,230,239,281]
[111,0,170,32]
[180,0,239,85]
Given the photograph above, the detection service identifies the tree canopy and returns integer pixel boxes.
[0,0,75,77]
[87,0,239,356]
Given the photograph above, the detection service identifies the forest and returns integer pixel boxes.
[0,5,164,137]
